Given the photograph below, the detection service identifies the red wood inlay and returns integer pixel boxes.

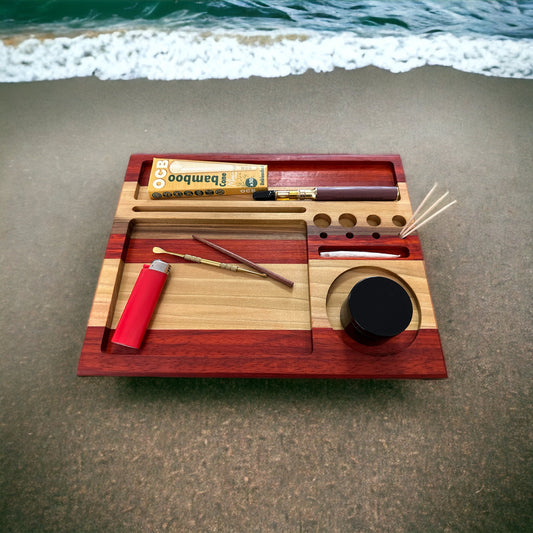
[78,326,445,378]
[112,238,308,264]
[105,233,129,260]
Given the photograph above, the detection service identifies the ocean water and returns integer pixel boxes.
[1,1,532,82]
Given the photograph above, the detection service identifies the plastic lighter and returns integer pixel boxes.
[111,259,171,349]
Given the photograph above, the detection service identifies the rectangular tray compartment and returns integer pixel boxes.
[136,154,399,188]
[104,220,312,356]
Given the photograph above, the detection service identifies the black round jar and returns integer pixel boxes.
[340,276,413,343]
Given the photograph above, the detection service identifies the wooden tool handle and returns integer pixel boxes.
[192,235,294,287]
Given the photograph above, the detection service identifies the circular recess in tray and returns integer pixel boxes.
[313,213,331,228]
[325,266,421,355]
[392,215,407,227]
[339,213,357,227]
[366,214,381,226]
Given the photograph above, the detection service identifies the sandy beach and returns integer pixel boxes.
[1,66,532,531]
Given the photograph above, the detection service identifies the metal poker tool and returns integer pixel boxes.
[152,247,267,277]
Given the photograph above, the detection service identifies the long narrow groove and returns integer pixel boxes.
[132,205,307,213]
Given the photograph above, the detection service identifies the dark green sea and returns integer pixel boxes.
[1,1,532,81]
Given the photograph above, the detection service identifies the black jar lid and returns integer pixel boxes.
[346,276,413,339]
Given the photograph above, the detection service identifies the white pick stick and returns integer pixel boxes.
[400,190,449,237]
[401,200,457,238]
[401,182,438,234]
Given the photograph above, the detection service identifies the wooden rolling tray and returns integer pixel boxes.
[77,154,447,379]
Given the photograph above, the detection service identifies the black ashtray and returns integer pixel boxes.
[340,276,413,344]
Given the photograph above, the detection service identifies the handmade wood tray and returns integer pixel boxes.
[78,154,447,378]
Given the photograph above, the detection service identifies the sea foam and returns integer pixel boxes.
[1,29,532,82]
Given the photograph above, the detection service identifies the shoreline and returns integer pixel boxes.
[2,29,532,82]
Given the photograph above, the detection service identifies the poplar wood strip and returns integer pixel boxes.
[110,262,309,331]
[87,258,122,327]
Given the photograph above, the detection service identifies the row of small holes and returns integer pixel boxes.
[320,232,382,239]
[314,214,407,228]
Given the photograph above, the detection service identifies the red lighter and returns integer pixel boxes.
[111,259,171,349]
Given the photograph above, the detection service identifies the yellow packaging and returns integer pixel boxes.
[148,158,268,199]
